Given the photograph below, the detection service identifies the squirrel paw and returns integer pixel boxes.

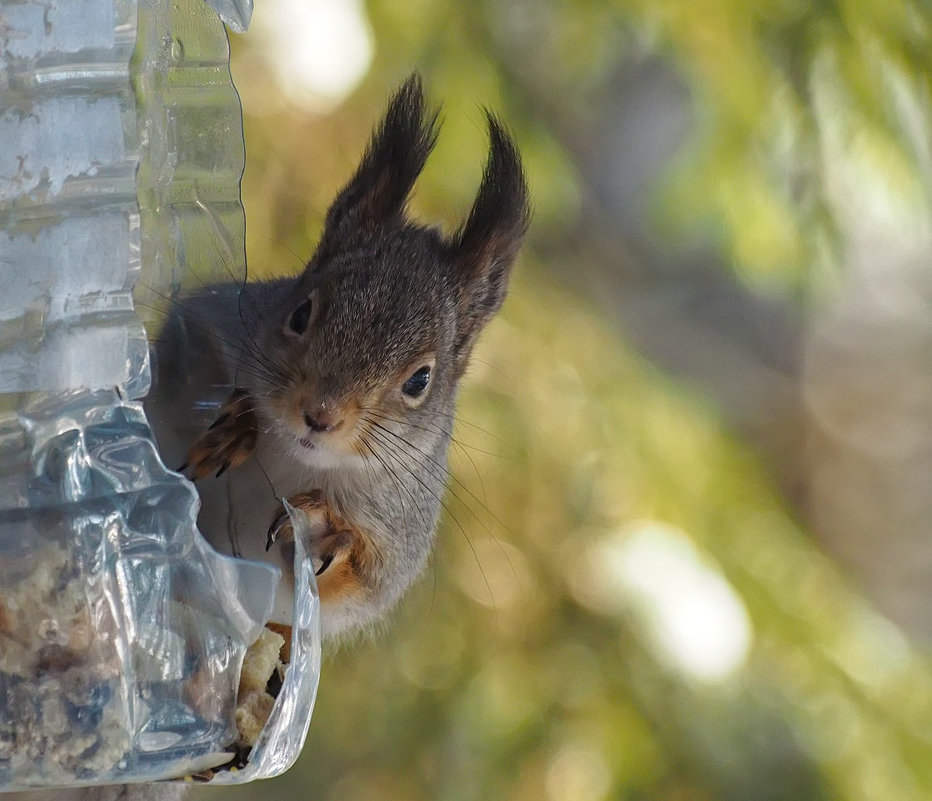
[179,388,258,480]
[267,492,355,578]
[266,491,328,550]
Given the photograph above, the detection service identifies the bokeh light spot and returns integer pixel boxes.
[545,741,613,801]
[250,0,373,110]
[573,521,753,684]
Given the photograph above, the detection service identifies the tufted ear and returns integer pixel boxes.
[452,114,530,358]
[318,74,439,255]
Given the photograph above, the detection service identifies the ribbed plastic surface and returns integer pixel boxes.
[0,0,317,788]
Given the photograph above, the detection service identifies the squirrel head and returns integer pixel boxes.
[248,74,530,469]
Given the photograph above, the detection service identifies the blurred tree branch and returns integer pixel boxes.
[482,1,932,640]
[486,19,809,506]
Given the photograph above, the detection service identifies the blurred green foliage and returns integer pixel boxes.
[199,1,932,799]
[640,0,932,289]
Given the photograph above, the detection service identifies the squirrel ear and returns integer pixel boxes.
[452,114,530,355]
[319,74,439,250]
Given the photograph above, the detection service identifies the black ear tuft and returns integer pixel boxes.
[320,73,440,251]
[453,113,530,353]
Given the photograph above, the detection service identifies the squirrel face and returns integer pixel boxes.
[255,227,459,470]
[244,75,530,475]
[227,75,529,637]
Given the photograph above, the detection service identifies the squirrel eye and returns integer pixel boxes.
[402,365,431,399]
[286,296,314,336]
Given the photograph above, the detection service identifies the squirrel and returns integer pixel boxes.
[147,74,530,641]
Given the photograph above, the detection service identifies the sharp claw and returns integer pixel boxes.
[177,460,189,473]
[215,462,230,478]
[267,512,288,550]
[314,554,334,576]
[207,412,229,431]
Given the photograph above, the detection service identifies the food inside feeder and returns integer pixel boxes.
[234,626,287,748]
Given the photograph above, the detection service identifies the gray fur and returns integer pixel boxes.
[148,74,529,641]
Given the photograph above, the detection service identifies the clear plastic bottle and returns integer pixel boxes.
[0,0,318,788]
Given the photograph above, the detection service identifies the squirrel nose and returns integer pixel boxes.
[303,410,342,433]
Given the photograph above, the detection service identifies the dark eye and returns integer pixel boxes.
[402,366,431,399]
[287,297,314,336]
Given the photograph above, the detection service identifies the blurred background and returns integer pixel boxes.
[200,1,932,799]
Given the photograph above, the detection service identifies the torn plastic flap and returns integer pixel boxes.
[212,497,321,783]
[0,391,319,788]
[204,0,254,32]
[0,391,282,789]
